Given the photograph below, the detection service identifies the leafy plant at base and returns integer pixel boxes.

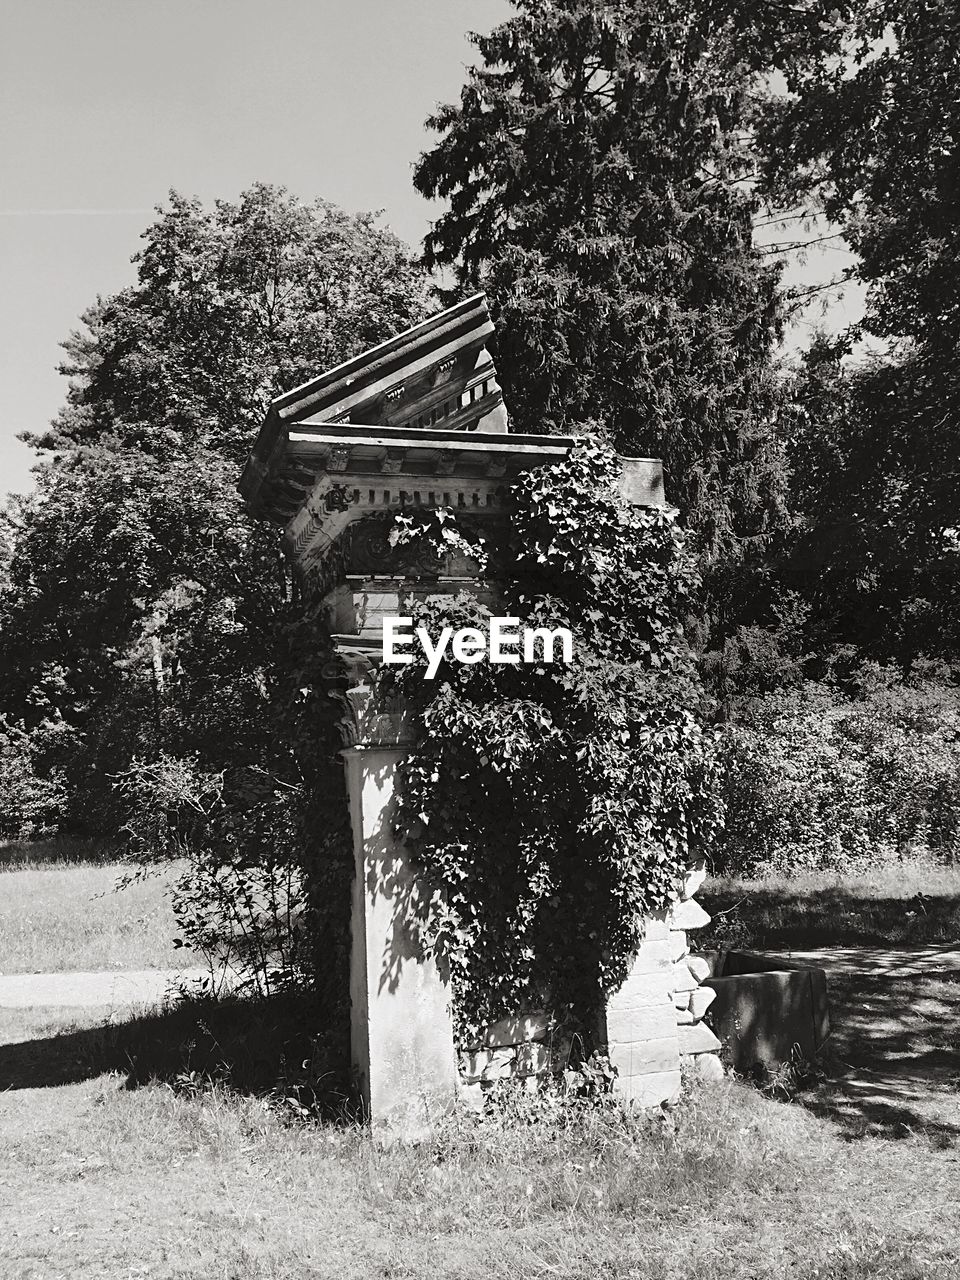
[115,753,309,996]
[383,439,722,1040]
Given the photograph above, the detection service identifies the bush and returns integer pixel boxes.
[713,673,960,875]
[115,752,310,994]
[0,717,67,839]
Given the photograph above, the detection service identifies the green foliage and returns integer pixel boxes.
[761,0,960,358]
[115,754,309,995]
[778,339,960,664]
[384,440,722,1036]
[714,672,960,876]
[0,717,68,839]
[33,184,430,466]
[760,5,960,669]
[413,0,801,656]
[0,186,425,998]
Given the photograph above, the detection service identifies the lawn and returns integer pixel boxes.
[1,1002,958,1280]
[3,853,959,1277]
[0,840,195,974]
[698,862,960,951]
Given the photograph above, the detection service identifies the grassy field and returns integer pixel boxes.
[0,840,194,973]
[698,862,960,951]
[3,849,959,1277]
[1,1001,958,1280]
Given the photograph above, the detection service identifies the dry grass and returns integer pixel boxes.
[1,1003,959,1280]
[0,844,194,973]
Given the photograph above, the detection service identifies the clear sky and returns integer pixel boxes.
[0,0,859,500]
[0,0,513,496]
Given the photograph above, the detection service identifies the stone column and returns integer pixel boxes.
[335,642,458,1142]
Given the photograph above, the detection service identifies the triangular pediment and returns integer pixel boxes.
[271,293,507,435]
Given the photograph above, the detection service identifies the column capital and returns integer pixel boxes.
[326,634,414,749]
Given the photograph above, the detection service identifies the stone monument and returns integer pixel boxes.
[240,294,719,1138]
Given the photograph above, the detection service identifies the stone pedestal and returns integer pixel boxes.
[343,739,458,1141]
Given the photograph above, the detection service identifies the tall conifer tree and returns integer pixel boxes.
[414,0,802,628]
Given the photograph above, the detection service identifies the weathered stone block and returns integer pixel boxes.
[615,1069,682,1108]
[607,971,674,1015]
[514,1041,555,1077]
[459,1080,485,1112]
[669,898,712,931]
[704,953,831,1075]
[477,1010,552,1049]
[625,939,675,974]
[608,1035,681,1080]
[672,989,692,1010]
[481,1047,517,1082]
[691,1053,725,1083]
[460,1045,516,1083]
[689,985,717,1019]
[642,908,671,941]
[681,860,708,901]
[685,953,712,983]
[677,1021,722,1055]
[675,1007,694,1024]
[672,961,699,992]
[606,1003,678,1048]
[668,930,689,962]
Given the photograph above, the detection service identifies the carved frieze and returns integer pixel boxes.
[345,515,445,580]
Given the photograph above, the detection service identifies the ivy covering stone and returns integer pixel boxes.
[381,439,723,1039]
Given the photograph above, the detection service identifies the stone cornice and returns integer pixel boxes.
[250,424,576,573]
[239,294,514,517]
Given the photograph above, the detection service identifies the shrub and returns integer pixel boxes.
[115,752,310,994]
[713,674,960,875]
[0,717,68,839]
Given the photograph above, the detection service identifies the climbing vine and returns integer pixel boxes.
[382,439,722,1039]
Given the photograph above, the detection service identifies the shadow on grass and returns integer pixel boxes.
[793,965,960,1147]
[804,1067,960,1148]
[0,835,123,868]
[699,885,960,950]
[0,990,354,1119]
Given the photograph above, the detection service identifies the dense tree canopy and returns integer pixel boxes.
[0,185,430,835]
[413,1,837,572]
[763,2,960,667]
[32,184,428,465]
